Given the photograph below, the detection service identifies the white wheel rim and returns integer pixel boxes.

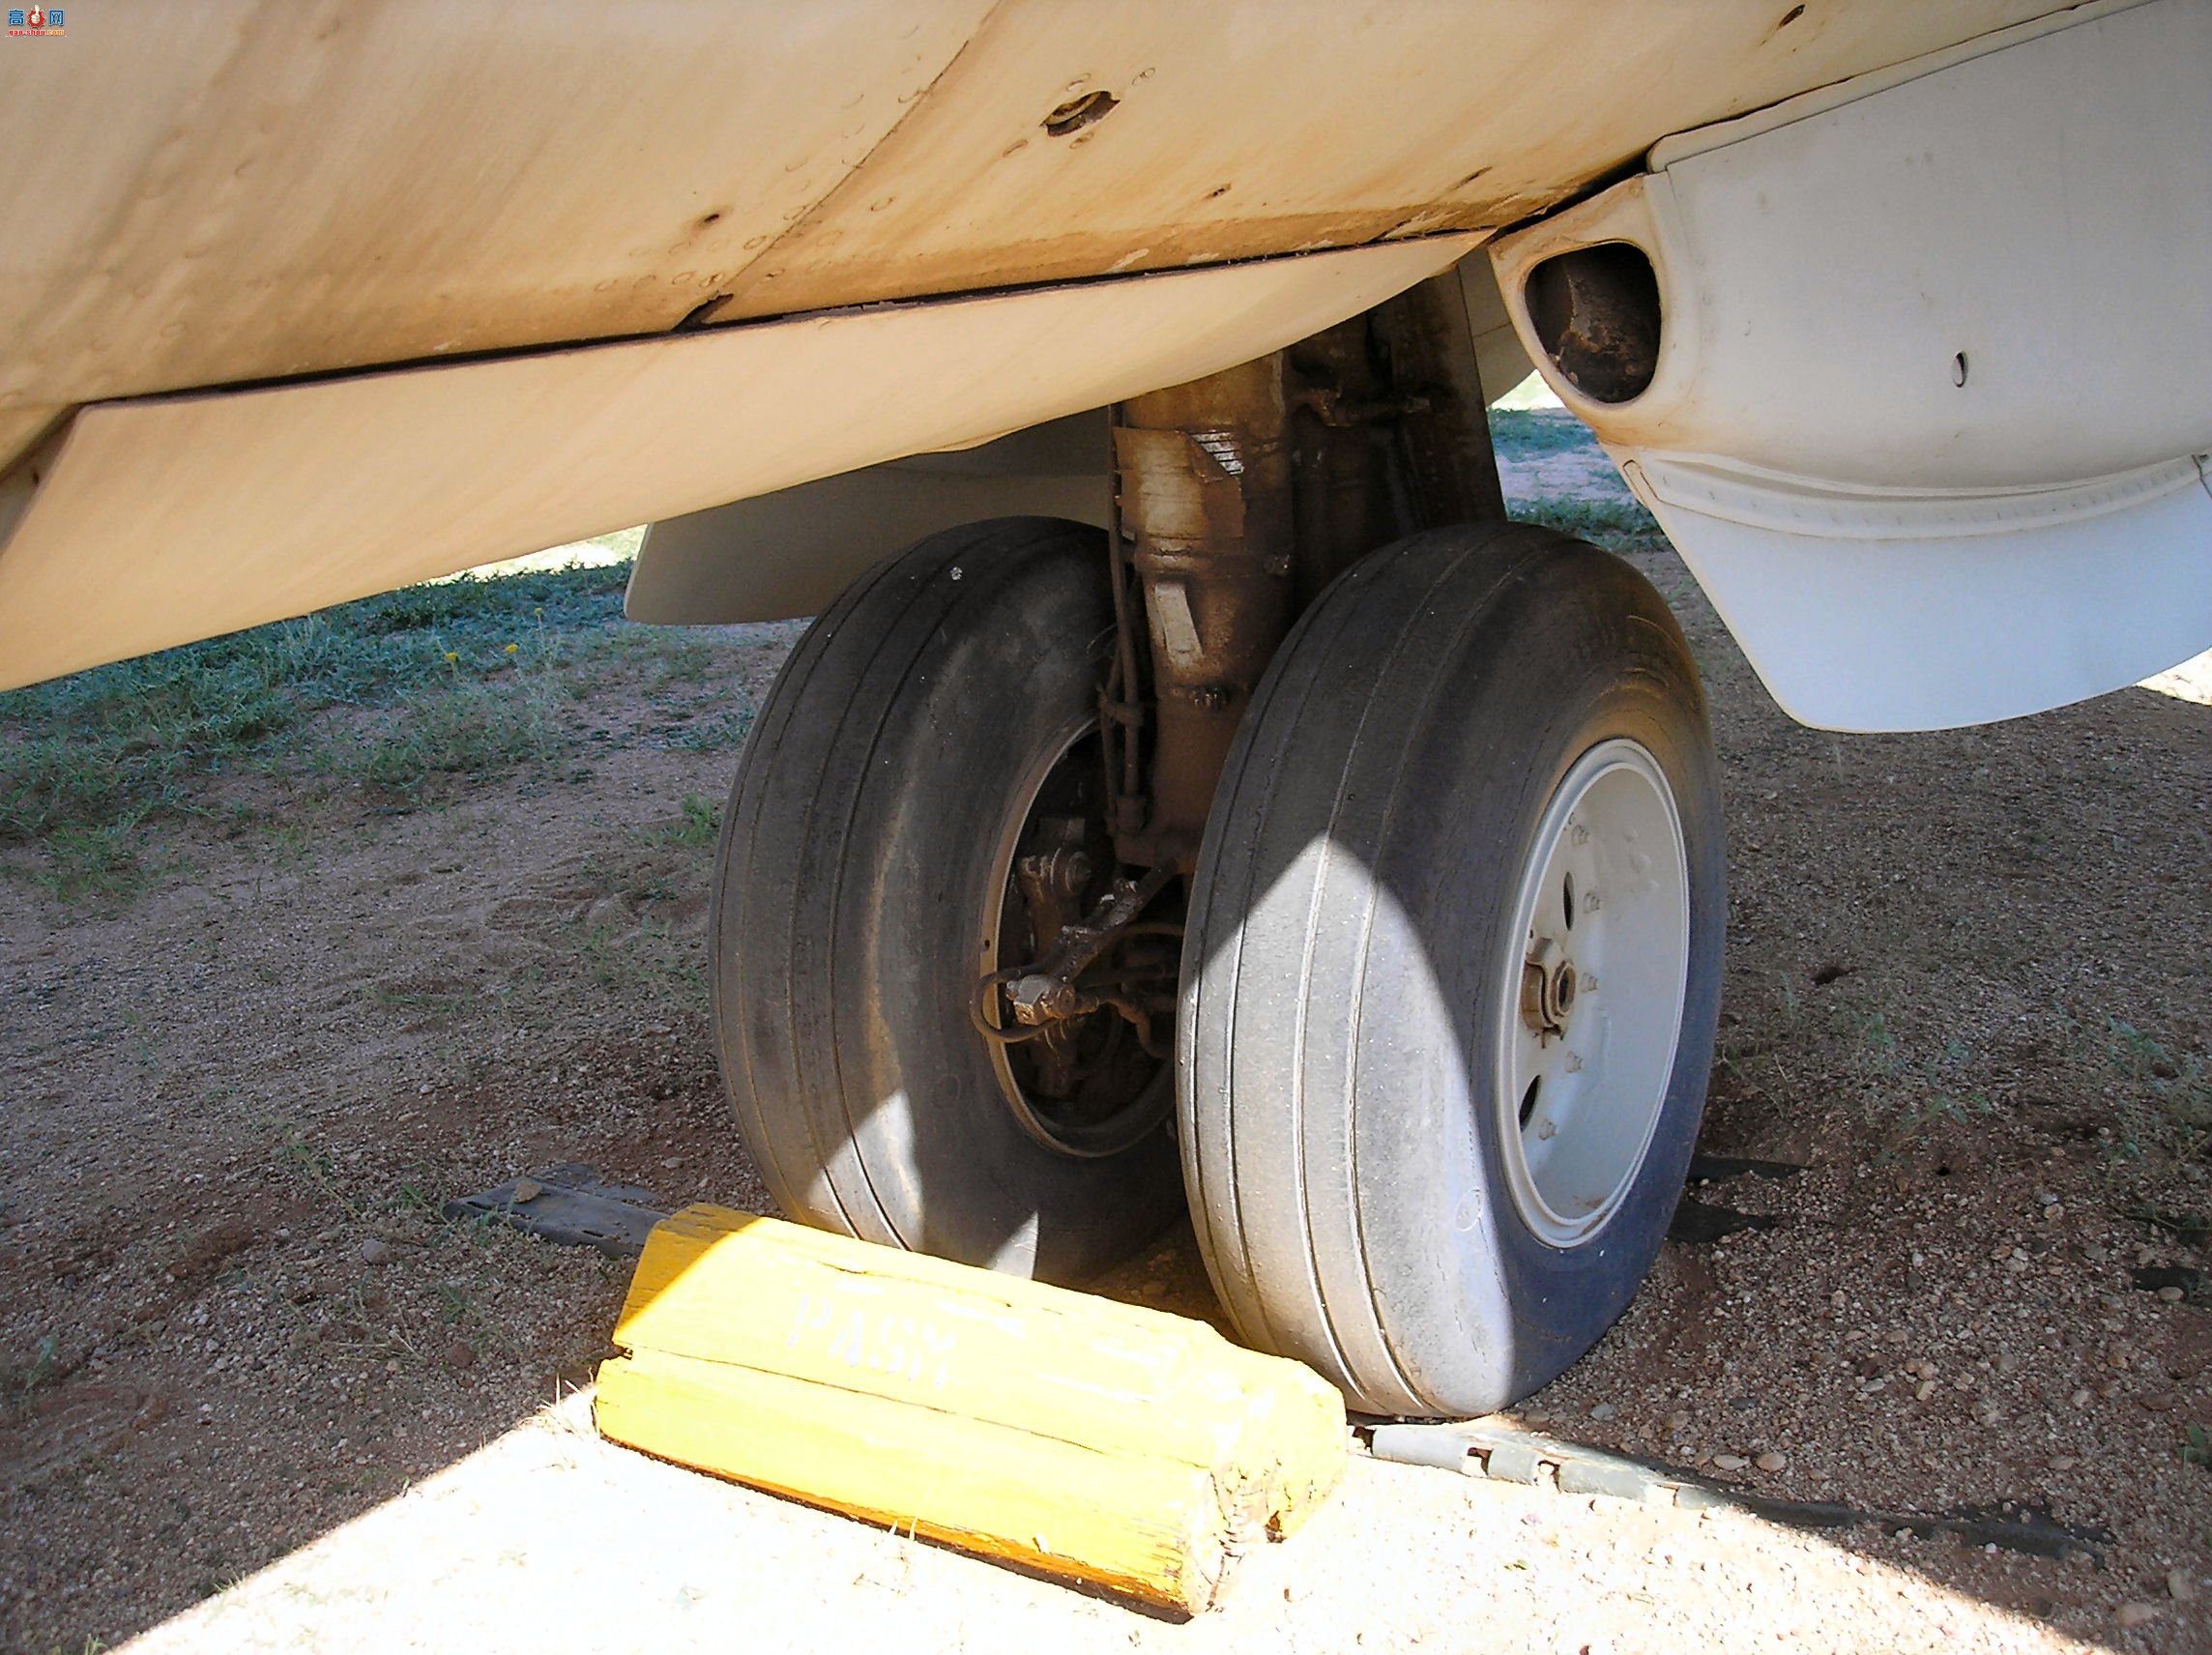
[1494,738,1691,1249]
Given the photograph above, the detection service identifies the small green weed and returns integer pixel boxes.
[4,1334,60,1408]
[2129,1205,2211,1246]
[646,793,720,849]
[2105,1017,2212,1157]
[1889,1090,1995,1146]
[257,821,311,864]
[431,1280,523,1360]
[1856,1010,1903,1077]
[571,921,626,992]
[268,1119,363,1220]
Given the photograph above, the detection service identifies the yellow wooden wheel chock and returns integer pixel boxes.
[595,1207,1347,1614]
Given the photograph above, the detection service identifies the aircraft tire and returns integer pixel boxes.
[1178,522,1727,1415]
[711,517,1182,1282]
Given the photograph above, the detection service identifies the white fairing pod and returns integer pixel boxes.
[1491,0,2212,733]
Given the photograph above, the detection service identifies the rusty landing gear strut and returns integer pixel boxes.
[974,272,1507,1096]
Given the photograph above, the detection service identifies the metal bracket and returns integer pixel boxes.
[973,864,1179,1056]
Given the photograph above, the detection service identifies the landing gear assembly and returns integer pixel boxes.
[710,273,1726,1415]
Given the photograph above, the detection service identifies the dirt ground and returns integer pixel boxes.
[2,418,2208,1653]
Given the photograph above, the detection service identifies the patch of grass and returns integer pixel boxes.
[0,558,646,892]
[2106,1018,2212,1157]
[649,638,719,686]
[1888,1089,1996,1147]
[1488,407,1600,457]
[1518,496,1664,544]
[26,820,148,903]
[317,679,562,795]
[665,705,756,752]
[257,821,312,866]
[1727,977,2012,1155]
[1854,1009,1904,1079]
[568,913,707,1007]
[645,792,720,849]
[266,1118,364,1221]
[4,1334,60,1410]
[1832,1013,2000,1150]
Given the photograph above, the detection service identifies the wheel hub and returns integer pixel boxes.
[974,718,1178,1159]
[1520,936,1578,1044]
